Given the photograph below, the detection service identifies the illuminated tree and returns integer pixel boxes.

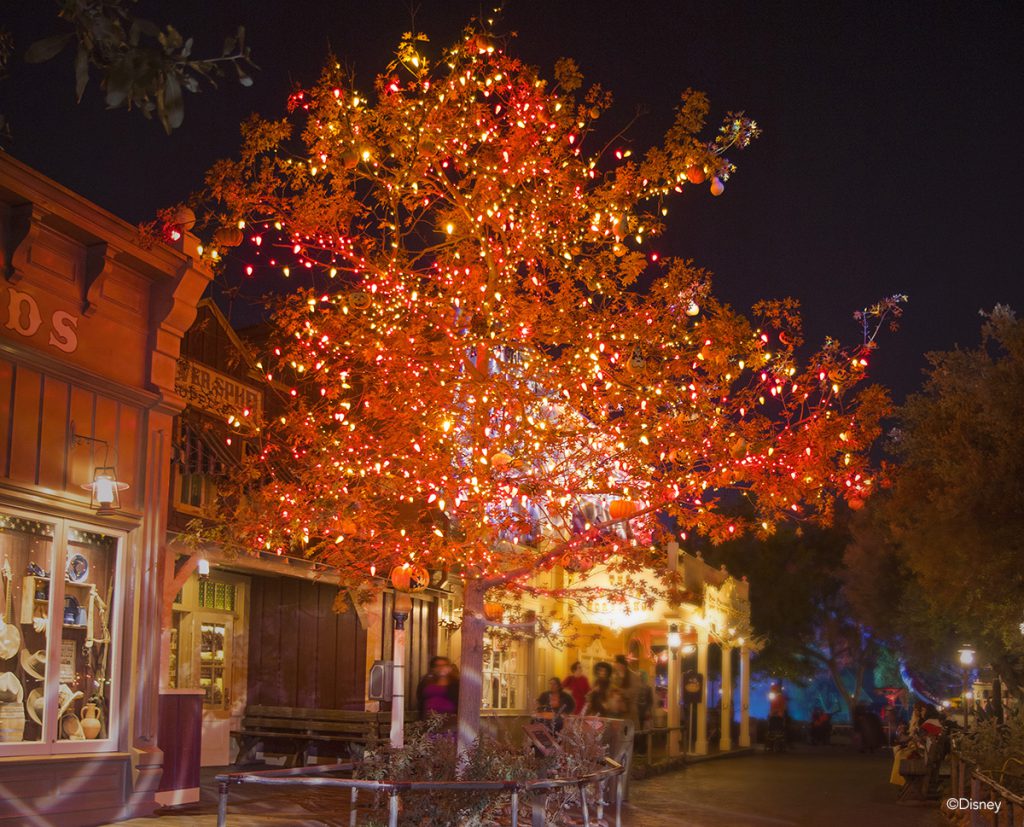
[197,27,892,755]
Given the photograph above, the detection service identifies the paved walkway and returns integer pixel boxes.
[103,746,942,826]
[622,746,941,827]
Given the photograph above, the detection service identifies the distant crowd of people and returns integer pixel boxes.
[539,656,656,729]
[416,652,662,734]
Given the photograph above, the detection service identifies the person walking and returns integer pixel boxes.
[584,661,613,716]
[416,656,459,725]
[536,677,575,732]
[563,661,591,714]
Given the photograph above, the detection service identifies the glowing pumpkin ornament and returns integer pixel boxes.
[390,563,430,593]
[608,499,640,520]
[483,602,505,622]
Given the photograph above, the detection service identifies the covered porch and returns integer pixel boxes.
[562,541,757,759]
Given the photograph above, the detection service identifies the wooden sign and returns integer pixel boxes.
[175,359,262,421]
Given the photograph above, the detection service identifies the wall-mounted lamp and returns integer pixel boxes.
[667,622,681,651]
[82,466,129,515]
[197,557,211,581]
[71,422,129,515]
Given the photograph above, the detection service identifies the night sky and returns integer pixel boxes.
[3,1,1022,400]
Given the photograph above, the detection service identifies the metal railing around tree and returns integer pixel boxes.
[948,752,1024,826]
[214,757,626,827]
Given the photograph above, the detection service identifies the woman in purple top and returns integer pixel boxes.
[416,656,460,719]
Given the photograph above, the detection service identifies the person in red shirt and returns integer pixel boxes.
[562,661,591,714]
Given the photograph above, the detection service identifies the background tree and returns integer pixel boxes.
[3,0,254,136]
[194,25,892,756]
[710,524,879,721]
[851,308,1024,697]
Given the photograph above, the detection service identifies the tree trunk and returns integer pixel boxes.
[825,658,856,723]
[456,578,486,766]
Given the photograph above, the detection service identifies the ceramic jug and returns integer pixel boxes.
[80,702,101,740]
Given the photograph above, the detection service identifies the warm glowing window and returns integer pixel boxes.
[482,635,529,712]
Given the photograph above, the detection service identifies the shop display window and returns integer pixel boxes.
[0,510,122,754]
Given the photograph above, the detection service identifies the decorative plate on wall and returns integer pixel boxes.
[66,554,89,583]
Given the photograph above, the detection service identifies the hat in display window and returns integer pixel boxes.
[60,713,85,740]
[26,684,83,726]
[19,649,45,681]
[0,672,22,704]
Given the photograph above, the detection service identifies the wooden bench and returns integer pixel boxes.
[231,705,407,767]
[898,730,951,801]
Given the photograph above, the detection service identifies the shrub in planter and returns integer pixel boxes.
[356,715,610,826]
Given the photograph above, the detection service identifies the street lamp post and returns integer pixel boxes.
[667,623,682,756]
[958,645,975,728]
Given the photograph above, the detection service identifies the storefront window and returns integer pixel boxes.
[59,527,118,742]
[199,619,230,708]
[0,511,122,753]
[482,636,528,712]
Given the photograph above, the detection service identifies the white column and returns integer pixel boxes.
[694,625,709,755]
[719,645,733,752]
[667,645,681,756]
[390,594,412,748]
[739,646,751,748]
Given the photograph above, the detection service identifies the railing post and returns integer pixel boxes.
[216,779,230,827]
[511,789,519,827]
[616,772,623,827]
[580,783,590,827]
[970,777,982,827]
[530,790,546,827]
[388,790,400,827]
[350,786,358,827]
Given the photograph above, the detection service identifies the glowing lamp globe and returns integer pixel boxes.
[82,467,129,515]
[958,645,975,668]
[667,623,681,650]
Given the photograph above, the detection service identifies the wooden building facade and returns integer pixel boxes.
[0,154,210,824]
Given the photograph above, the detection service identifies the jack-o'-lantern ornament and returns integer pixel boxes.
[609,499,640,520]
[483,602,505,622]
[390,563,430,593]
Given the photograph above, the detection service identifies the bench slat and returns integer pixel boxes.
[231,729,372,743]
[241,717,377,733]
[246,706,378,722]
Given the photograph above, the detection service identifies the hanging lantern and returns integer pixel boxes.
[483,602,505,622]
[172,206,196,230]
[390,563,429,593]
[685,166,706,184]
[211,226,244,248]
[81,467,129,516]
[608,499,640,520]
